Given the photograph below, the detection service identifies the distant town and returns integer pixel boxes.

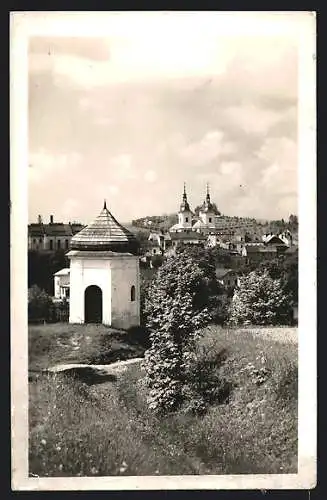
[28,185,298,324]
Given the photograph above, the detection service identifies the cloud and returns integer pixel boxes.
[29,149,82,183]
[180,130,235,166]
[257,136,297,195]
[110,154,136,180]
[62,198,81,219]
[144,170,157,183]
[224,104,283,136]
[27,24,301,222]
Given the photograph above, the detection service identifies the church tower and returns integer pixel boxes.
[67,201,140,330]
[199,183,216,230]
[177,183,193,230]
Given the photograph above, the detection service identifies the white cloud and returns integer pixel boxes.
[258,137,297,195]
[144,170,157,183]
[225,104,283,135]
[180,130,235,166]
[62,198,81,219]
[110,154,136,180]
[28,14,300,90]
[29,149,82,183]
[108,185,119,196]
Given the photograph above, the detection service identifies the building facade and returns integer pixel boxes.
[67,202,140,330]
[28,215,84,252]
[53,268,70,300]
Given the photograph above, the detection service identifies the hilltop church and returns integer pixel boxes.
[169,184,220,235]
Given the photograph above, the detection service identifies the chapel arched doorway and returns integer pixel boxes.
[84,285,103,323]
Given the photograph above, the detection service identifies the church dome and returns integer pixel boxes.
[70,202,140,254]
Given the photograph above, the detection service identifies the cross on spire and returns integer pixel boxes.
[206,182,211,202]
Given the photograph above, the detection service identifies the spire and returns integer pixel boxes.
[206,182,210,202]
[180,183,190,212]
[103,199,107,210]
[183,182,187,201]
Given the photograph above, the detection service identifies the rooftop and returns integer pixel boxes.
[170,231,207,241]
[215,268,234,279]
[54,268,70,276]
[70,202,140,254]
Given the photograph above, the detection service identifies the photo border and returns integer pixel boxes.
[10,11,317,491]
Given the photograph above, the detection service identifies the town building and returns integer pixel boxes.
[242,245,278,263]
[53,268,70,301]
[215,268,239,288]
[28,215,84,252]
[67,201,140,329]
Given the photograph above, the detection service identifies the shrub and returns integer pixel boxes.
[142,251,217,414]
[228,269,292,326]
[28,285,53,322]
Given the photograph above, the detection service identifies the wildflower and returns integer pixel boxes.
[56,446,61,451]
[119,461,128,473]
[90,467,98,475]
[40,439,47,446]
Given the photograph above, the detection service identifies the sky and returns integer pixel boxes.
[28,12,303,225]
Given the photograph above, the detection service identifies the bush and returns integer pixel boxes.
[143,251,218,414]
[28,285,53,322]
[228,269,292,326]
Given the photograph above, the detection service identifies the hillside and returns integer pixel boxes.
[131,213,298,236]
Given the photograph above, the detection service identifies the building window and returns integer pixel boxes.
[131,285,136,302]
[185,217,189,223]
[49,239,53,250]
[57,239,61,250]
[153,249,156,254]
[65,239,69,249]
[209,217,212,223]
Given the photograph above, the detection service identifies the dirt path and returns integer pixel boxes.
[47,357,143,375]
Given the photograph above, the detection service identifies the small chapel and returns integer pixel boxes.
[67,201,140,330]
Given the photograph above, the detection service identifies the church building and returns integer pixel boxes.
[169,184,220,236]
[169,183,194,233]
[192,184,218,234]
[67,201,140,330]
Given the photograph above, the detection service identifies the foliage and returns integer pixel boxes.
[142,250,220,413]
[28,250,69,294]
[228,269,292,326]
[28,285,53,322]
[29,325,298,476]
[151,254,164,268]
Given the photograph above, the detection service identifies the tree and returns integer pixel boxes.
[142,250,218,414]
[28,285,53,322]
[228,269,291,326]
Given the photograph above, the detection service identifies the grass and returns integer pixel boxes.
[29,324,298,477]
[28,323,148,372]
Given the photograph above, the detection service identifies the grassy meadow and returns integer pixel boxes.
[28,323,298,477]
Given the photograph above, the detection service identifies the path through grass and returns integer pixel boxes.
[29,324,298,476]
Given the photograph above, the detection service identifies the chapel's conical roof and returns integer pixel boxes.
[70,201,140,254]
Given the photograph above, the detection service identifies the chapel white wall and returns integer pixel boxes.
[69,255,140,329]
